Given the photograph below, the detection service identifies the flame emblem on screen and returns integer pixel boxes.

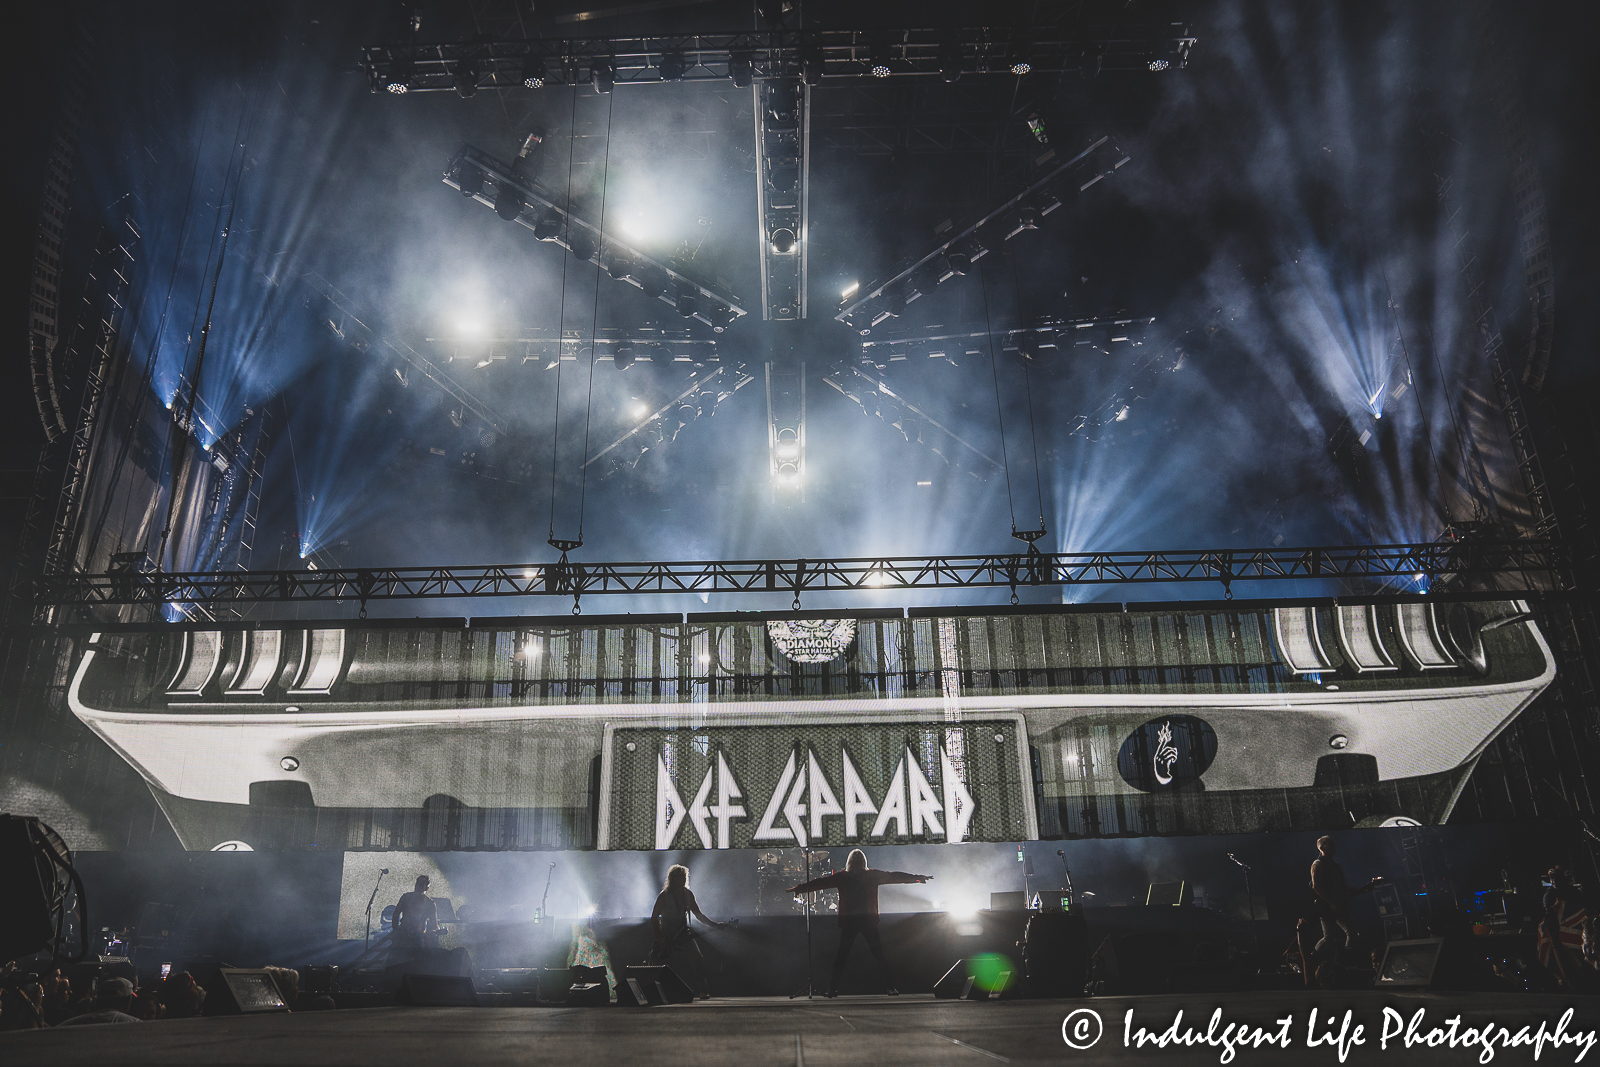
[1153,721,1180,786]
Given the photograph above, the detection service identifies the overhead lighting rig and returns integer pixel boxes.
[445,143,747,329]
[856,313,1157,365]
[766,363,806,499]
[360,26,1194,93]
[754,79,810,320]
[836,136,1130,333]
[43,540,1560,607]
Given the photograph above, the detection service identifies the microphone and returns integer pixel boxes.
[380,869,389,874]
[1227,853,1251,871]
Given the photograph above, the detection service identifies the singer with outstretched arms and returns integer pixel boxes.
[790,849,931,997]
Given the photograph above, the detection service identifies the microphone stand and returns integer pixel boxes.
[364,869,388,953]
[1056,850,1075,909]
[1227,853,1259,960]
[790,845,818,1000]
[537,861,556,922]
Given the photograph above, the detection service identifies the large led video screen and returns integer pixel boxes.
[45,594,1552,851]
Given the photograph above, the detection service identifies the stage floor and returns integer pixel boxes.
[4,991,1599,1065]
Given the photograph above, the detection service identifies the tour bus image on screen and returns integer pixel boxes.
[67,595,1553,851]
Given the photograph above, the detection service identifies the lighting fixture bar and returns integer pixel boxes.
[360,27,1196,93]
[37,540,1563,606]
[445,144,747,324]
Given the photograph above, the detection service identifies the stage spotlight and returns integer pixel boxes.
[675,284,699,318]
[637,266,669,299]
[1010,48,1032,76]
[385,58,413,94]
[592,55,615,94]
[769,162,799,194]
[494,182,524,221]
[569,230,597,262]
[454,58,479,98]
[939,40,962,83]
[909,263,940,297]
[801,42,824,85]
[777,461,800,485]
[659,51,687,81]
[941,251,968,277]
[729,51,754,88]
[603,253,634,281]
[533,208,562,241]
[631,400,649,417]
[1148,58,1170,72]
[883,285,906,317]
[769,227,797,254]
[768,81,798,121]
[614,345,635,370]
[868,43,892,78]
[840,280,859,299]
[522,55,546,88]
[457,165,485,198]
[1006,205,1039,240]
[708,304,734,332]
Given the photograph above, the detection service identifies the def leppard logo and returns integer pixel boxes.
[654,744,976,850]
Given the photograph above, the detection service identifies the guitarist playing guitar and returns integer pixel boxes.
[649,865,729,998]
[393,875,442,950]
[1310,835,1384,974]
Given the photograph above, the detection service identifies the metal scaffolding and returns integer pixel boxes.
[360,25,1195,95]
[34,539,1562,608]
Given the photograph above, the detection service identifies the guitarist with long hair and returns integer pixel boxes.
[649,865,728,998]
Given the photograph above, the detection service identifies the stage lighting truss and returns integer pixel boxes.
[766,362,806,500]
[43,539,1564,607]
[444,144,747,328]
[359,26,1194,93]
[856,313,1156,368]
[583,362,759,477]
[422,327,719,370]
[837,136,1129,333]
[754,79,809,320]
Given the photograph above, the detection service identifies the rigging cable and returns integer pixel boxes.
[1378,262,1449,525]
[1008,247,1047,534]
[93,106,212,561]
[1412,283,1493,521]
[575,90,616,542]
[156,98,254,574]
[977,253,1018,532]
[547,84,580,543]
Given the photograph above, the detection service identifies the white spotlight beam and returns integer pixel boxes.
[445,144,748,326]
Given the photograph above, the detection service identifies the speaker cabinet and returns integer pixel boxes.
[618,964,695,1005]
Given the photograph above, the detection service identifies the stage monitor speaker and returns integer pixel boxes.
[1375,937,1494,991]
[212,969,291,1014]
[1146,881,1186,906]
[399,972,479,1007]
[990,891,1025,911]
[1024,910,1088,997]
[567,965,610,1007]
[0,815,61,965]
[934,959,1008,1000]
[619,964,694,1005]
[1375,938,1444,987]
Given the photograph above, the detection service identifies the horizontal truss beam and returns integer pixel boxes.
[36,541,1562,606]
[361,27,1194,93]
